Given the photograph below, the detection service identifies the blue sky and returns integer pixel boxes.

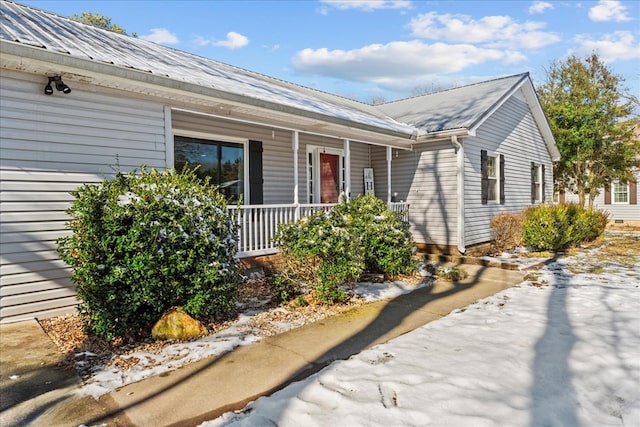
[19,0,640,103]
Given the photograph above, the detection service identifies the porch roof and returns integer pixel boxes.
[0,1,417,146]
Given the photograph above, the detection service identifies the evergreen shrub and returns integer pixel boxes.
[57,167,240,340]
[522,203,608,251]
[274,193,415,304]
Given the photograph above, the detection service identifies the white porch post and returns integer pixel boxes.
[386,146,392,203]
[292,131,300,219]
[164,106,174,168]
[343,139,351,199]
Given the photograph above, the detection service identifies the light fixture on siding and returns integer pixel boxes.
[44,76,71,95]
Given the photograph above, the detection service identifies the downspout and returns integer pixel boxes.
[451,135,466,254]
[343,139,351,200]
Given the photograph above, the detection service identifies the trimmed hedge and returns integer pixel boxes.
[522,203,608,251]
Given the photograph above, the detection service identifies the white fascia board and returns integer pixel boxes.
[467,74,561,162]
[520,81,561,161]
[468,74,529,135]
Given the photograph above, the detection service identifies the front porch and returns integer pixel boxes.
[229,201,410,258]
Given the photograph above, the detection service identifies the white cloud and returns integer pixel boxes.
[320,0,412,11]
[192,35,211,47]
[292,40,524,85]
[588,0,632,22]
[140,28,179,45]
[213,32,249,49]
[408,12,560,49]
[575,31,640,62]
[528,1,554,14]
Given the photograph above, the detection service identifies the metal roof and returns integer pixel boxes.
[0,0,558,156]
[0,0,415,138]
[377,74,529,133]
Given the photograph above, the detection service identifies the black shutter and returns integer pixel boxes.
[604,185,611,205]
[499,154,505,205]
[541,164,546,203]
[531,162,536,204]
[248,140,263,204]
[630,180,637,205]
[481,150,488,205]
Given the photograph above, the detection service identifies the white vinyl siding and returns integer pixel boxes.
[172,110,296,204]
[1,72,166,323]
[171,112,374,204]
[564,173,640,221]
[372,143,458,246]
[464,90,554,246]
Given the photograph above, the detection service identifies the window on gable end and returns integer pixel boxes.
[531,162,545,204]
[482,150,504,204]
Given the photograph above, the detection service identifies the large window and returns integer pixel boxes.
[174,135,245,202]
[612,181,629,204]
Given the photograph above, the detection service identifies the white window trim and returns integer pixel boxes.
[533,163,544,204]
[173,130,250,204]
[486,151,500,204]
[306,145,344,204]
[612,181,629,205]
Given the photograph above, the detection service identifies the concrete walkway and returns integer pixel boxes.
[1,264,525,427]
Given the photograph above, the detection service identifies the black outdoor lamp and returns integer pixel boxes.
[44,76,71,95]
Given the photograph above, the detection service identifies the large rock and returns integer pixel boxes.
[151,309,207,340]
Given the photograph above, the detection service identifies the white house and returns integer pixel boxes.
[560,122,639,226]
[0,1,559,323]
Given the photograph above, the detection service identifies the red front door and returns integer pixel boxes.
[320,153,339,203]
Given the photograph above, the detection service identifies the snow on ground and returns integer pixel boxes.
[203,236,640,427]
[76,264,433,398]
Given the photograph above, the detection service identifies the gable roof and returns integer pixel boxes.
[377,73,560,160]
[377,74,527,133]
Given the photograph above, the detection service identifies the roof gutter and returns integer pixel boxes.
[414,128,471,145]
[0,40,417,143]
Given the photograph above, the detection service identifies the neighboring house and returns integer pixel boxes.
[560,122,639,227]
[0,1,559,323]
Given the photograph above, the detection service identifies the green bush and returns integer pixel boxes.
[273,194,415,304]
[572,206,609,243]
[333,194,416,276]
[522,203,608,251]
[274,206,360,304]
[57,167,241,340]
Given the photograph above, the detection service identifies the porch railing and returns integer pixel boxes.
[228,201,409,257]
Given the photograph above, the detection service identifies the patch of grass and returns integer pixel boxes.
[521,251,554,258]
